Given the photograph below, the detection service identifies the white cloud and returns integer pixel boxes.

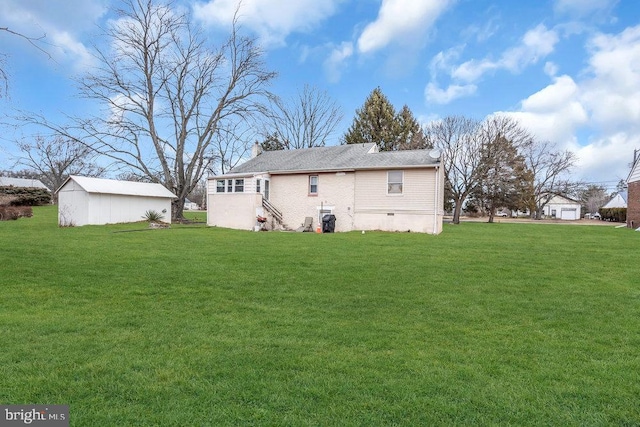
[429,46,465,79]
[425,82,477,104]
[323,42,354,83]
[554,0,618,16]
[581,26,640,131]
[357,0,453,53]
[453,24,559,83]
[193,0,343,47]
[0,0,105,71]
[544,61,559,76]
[496,25,640,182]
[571,133,639,182]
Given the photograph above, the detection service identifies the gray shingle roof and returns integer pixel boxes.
[0,177,49,189]
[228,143,441,175]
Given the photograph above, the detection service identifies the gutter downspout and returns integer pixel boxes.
[433,161,441,234]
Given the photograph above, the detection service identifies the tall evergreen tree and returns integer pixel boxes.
[396,105,430,150]
[343,87,399,151]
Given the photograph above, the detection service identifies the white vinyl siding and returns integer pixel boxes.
[309,175,318,195]
[629,160,640,183]
[387,171,403,194]
[356,169,435,212]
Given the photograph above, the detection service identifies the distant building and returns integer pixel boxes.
[602,191,627,209]
[541,194,581,220]
[57,176,176,226]
[0,177,49,190]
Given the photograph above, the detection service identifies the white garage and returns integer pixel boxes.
[542,194,581,220]
[57,176,176,226]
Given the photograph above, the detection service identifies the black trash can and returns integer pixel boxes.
[322,214,336,233]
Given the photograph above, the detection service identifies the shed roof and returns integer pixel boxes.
[0,177,49,189]
[59,176,176,198]
[222,143,441,177]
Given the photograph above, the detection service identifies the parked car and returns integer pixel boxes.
[496,211,509,217]
[585,212,601,220]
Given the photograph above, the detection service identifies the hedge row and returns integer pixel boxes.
[0,186,51,206]
[598,207,627,222]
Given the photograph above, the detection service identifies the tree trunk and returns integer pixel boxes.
[172,198,185,222]
[452,200,463,224]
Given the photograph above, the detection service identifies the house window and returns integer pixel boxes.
[309,175,318,195]
[256,179,261,193]
[234,179,244,193]
[227,179,233,193]
[216,180,225,193]
[388,171,403,194]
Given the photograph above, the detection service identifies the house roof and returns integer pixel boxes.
[58,175,176,198]
[602,191,627,209]
[545,193,581,205]
[222,143,441,177]
[0,177,49,189]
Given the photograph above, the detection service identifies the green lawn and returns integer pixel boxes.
[1,206,639,426]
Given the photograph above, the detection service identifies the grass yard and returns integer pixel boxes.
[1,206,639,426]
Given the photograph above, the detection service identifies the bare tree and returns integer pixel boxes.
[579,184,608,214]
[210,121,258,174]
[426,115,483,224]
[522,140,577,219]
[264,84,343,149]
[22,0,275,219]
[14,135,105,201]
[1,27,50,99]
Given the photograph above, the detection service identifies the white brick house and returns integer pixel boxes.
[207,143,445,234]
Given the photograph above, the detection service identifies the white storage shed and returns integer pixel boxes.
[57,176,176,226]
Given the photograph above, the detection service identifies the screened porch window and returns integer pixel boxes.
[234,179,244,192]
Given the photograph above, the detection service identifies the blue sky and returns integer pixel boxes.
[1,0,639,191]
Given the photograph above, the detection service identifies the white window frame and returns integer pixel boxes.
[387,170,403,195]
[234,178,244,193]
[309,175,318,195]
[256,178,261,194]
[216,179,225,193]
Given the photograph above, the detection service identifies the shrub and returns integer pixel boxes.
[142,210,165,222]
[0,186,52,206]
[0,206,33,220]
